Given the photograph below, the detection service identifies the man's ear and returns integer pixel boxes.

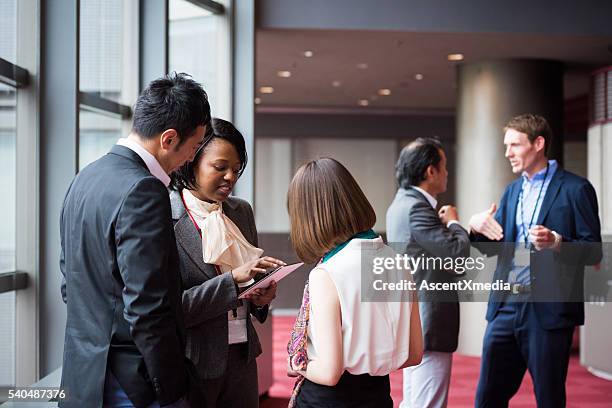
[160,129,178,150]
[425,164,436,180]
[534,135,546,153]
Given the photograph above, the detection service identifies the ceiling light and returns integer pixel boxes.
[447,53,464,61]
[277,70,291,78]
[415,73,424,80]
[254,97,261,105]
[332,80,341,87]
[357,63,368,69]
[358,99,369,106]
[260,86,274,94]
[378,88,391,96]
[303,50,314,58]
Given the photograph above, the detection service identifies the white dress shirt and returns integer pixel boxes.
[117,137,171,187]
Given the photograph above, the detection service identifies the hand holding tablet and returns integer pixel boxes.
[239,262,304,299]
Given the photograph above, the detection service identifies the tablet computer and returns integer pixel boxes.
[238,262,304,299]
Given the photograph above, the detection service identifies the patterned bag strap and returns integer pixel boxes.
[287,282,310,408]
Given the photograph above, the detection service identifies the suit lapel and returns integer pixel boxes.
[174,213,219,279]
[536,168,564,225]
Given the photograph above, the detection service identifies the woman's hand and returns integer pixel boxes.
[245,280,278,306]
[231,257,285,284]
[287,360,306,378]
[287,361,299,377]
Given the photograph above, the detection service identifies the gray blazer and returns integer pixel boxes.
[386,187,470,352]
[170,189,268,380]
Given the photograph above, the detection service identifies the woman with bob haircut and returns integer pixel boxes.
[286,158,423,407]
[170,118,285,407]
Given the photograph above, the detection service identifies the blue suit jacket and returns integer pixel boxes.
[473,167,602,329]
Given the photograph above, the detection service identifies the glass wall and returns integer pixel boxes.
[169,0,231,119]
[79,0,124,103]
[0,0,231,394]
[78,0,132,169]
[0,0,16,64]
[78,108,123,170]
[0,0,18,391]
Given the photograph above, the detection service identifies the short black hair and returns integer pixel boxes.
[395,137,444,188]
[170,118,248,191]
[132,72,211,145]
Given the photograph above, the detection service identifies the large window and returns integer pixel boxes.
[169,0,231,119]
[0,0,18,391]
[0,82,16,392]
[78,108,123,170]
[0,0,16,64]
[78,0,134,170]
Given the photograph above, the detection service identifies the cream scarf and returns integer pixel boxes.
[182,189,263,284]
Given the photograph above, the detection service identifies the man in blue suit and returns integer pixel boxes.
[469,114,602,408]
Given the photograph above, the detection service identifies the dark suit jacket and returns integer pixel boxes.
[472,167,602,329]
[170,189,267,380]
[386,187,471,352]
[59,145,192,408]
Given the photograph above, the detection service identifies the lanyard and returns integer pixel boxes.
[180,191,222,276]
[518,164,549,248]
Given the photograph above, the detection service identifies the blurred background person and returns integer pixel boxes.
[469,114,602,408]
[286,158,423,407]
[387,138,471,408]
[170,118,285,408]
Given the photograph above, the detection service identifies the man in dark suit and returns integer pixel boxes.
[59,73,211,408]
[387,138,471,408]
[469,114,602,408]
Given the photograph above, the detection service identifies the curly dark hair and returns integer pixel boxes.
[170,118,248,191]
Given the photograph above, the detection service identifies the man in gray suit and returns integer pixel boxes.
[386,138,470,408]
[60,73,209,407]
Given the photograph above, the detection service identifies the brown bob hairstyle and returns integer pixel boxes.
[287,158,376,264]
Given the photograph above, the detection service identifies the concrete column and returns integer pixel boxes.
[582,67,612,379]
[455,59,564,356]
[587,68,612,234]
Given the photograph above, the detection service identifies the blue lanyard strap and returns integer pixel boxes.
[518,163,549,247]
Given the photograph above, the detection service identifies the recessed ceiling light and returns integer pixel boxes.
[447,53,464,61]
[332,80,341,87]
[357,63,368,69]
[358,99,369,106]
[415,73,424,80]
[303,50,314,58]
[254,97,261,105]
[260,86,274,94]
[378,88,391,96]
[277,70,291,78]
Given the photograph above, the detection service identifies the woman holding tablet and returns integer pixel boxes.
[286,158,424,407]
[170,118,284,407]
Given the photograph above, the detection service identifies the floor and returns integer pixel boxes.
[261,316,612,408]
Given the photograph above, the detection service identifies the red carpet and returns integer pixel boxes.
[262,316,612,408]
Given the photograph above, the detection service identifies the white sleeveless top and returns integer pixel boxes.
[307,237,413,376]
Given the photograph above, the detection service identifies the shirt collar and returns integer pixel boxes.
[521,159,557,183]
[117,137,171,187]
[412,186,438,209]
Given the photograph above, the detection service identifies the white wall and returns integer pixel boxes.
[254,137,398,233]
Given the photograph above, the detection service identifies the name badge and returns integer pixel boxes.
[514,247,531,267]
